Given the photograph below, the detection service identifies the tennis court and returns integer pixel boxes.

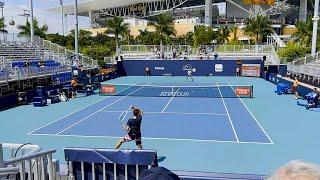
[28,78,272,144]
[2,76,320,175]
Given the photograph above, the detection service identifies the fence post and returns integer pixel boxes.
[304,56,307,64]
[0,142,4,168]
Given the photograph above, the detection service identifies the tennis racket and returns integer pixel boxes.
[119,106,134,131]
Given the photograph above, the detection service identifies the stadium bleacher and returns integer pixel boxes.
[0,44,39,60]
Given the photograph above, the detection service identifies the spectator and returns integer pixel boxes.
[313,88,320,107]
[24,60,30,67]
[59,92,68,102]
[267,160,320,180]
[39,59,45,68]
[72,59,79,68]
[173,51,177,59]
[214,53,218,60]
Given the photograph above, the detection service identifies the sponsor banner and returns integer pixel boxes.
[101,85,116,94]
[242,64,261,77]
[182,64,193,71]
[155,67,165,70]
[215,64,223,72]
[235,87,252,97]
[243,0,275,5]
[160,91,190,97]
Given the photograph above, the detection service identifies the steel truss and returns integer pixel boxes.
[99,0,188,18]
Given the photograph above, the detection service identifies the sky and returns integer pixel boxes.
[2,0,226,35]
[2,0,89,34]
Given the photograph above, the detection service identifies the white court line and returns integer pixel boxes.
[56,83,151,135]
[101,110,228,116]
[217,83,240,143]
[28,133,273,145]
[27,81,144,135]
[161,88,180,112]
[229,83,274,144]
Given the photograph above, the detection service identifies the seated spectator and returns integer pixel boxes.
[38,59,45,68]
[59,92,68,102]
[313,88,320,107]
[267,160,320,180]
[24,60,30,67]
[214,53,218,60]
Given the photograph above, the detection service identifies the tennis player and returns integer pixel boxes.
[115,107,143,150]
[186,69,193,82]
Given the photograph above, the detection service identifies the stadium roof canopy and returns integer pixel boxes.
[47,0,165,15]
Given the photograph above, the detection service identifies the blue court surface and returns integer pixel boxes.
[1,76,320,175]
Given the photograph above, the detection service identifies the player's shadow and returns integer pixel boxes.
[157,156,166,163]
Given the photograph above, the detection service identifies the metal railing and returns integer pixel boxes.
[1,145,57,180]
[120,45,280,65]
[0,65,71,83]
[267,34,292,48]
[287,53,320,78]
[286,53,320,67]
[37,38,98,68]
[0,143,48,180]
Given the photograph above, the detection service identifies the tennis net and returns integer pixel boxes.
[100,84,253,98]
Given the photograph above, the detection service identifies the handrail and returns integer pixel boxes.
[0,167,20,175]
[5,149,56,165]
[120,45,280,65]
[38,38,98,68]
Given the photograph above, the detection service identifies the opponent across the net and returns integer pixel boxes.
[100,84,254,98]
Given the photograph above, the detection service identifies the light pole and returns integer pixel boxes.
[0,1,4,19]
[60,0,65,36]
[311,0,319,56]
[29,0,34,44]
[74,0,79,54]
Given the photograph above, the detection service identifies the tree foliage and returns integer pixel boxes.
[106,17,129,55]
[293,18,313,47]
[277,42,311,62]
[245,15,273,44]
[148,13,176,46]
[18,19,48,38]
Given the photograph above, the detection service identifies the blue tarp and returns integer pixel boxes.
[64,148,158,180]
[64,148,158,166]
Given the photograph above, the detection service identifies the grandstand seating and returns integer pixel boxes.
[0,44,39,60]
[11,60,61,68]
[288,60,320,88]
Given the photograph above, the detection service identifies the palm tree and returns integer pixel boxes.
[0,18,7,33]
[293,18,313,47]
[136,29,149,44]
[18,19,48,38]
[216,26,231,44]
[136,29,158,45]
[106,17,129,56]
[148,13,176,52]
[231,25,238,41]
[245,15,273,44]
[193,25,214,46]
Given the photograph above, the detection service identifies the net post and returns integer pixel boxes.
[0,142,3,168]
[171,86,174,97]
[251,85,253,98]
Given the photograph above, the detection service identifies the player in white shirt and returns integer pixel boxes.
[186,69,193,82]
